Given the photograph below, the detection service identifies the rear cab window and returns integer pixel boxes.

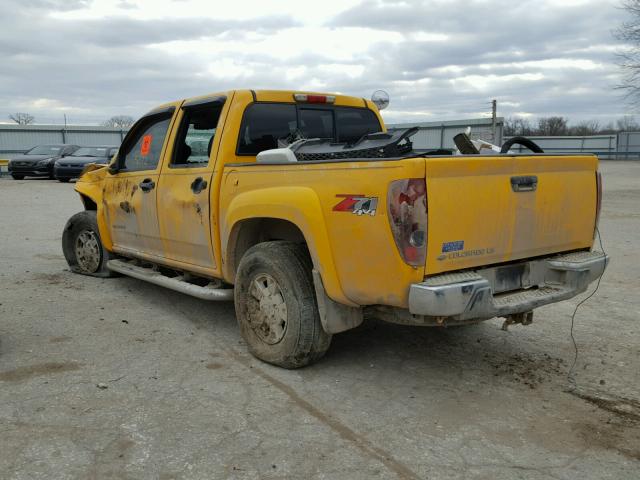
[299,108,334,139]
[237,103,381,156]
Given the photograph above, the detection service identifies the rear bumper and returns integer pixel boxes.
[408,251,608,320]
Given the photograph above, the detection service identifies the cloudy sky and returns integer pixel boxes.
[0,0,632,126]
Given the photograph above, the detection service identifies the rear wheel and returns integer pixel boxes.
[11,174,24,180]
[234,241,331,368]
[62,211,116,277]
[58,178,70,183]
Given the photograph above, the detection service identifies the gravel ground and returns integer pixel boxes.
[0,161,638,480]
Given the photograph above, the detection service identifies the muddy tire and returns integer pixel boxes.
[234,241,331,368]
[62,211,116,278]
[11,174,24,180]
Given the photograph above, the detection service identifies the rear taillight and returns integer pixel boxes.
[293,93,336,104]
[595,171,602,236]
[388,178,427,266]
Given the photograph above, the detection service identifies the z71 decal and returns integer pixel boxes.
[333,194,378,216]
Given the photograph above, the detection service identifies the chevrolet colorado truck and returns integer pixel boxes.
[62,89,608,368]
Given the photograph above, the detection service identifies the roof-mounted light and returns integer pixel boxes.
[293,93,336,104]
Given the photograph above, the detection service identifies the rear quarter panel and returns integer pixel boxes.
[220,159,425,307]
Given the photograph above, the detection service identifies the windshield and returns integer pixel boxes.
[71,147,110,157]
[26,145,62,155]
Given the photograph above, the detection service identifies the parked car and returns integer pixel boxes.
[8,144,79,180]
[54,146,119,182]
[62,89,607,368]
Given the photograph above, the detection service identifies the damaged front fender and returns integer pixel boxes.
[75,165,113,251]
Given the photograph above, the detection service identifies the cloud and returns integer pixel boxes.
[325,0,628,121]
[0,0,631,126]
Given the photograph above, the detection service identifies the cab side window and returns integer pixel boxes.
[120,114,172,171]
[172,103,223,167]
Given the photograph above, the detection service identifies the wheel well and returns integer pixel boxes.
[228,218,308,278]
[80,194,97,211]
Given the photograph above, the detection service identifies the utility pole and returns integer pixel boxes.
[491,99,497,144]
[62,114,68,143]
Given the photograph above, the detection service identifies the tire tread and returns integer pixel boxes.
[62,210,116,278]
[234,241,331,368]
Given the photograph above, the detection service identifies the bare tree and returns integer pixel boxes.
[504,117,517,136]
[569,120,601,136]
[537,116,568,136]
[599,122,617,134]
[504,117,534,136]
[616,0,640,104]
[616,115,640,131]
[103,115,135,128]
[9,112,35,125]
[506,115,640,136]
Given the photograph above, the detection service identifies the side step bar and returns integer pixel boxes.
[107,259,234,301]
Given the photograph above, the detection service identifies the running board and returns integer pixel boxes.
[107,259,234,301]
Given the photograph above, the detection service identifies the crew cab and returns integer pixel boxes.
[62,90,607,368]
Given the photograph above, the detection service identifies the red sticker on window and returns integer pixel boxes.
[140,134,153,156]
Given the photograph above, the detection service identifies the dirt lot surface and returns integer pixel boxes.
[0,161,639,479]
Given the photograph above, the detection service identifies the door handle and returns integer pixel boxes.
[139,178,155,192]
[511,175,537,192]
[190,177,208,194]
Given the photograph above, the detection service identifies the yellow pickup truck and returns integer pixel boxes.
[62,89,607,368]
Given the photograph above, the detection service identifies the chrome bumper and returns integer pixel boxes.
[409,251,608,320]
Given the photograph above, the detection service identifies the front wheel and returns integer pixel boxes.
[11,174,24,180]
[62,211,115,277]
[234,241,331,368]
[58,177,70,183]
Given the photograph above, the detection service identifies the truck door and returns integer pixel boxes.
[156,96,229,271]
[103,105,178,259]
